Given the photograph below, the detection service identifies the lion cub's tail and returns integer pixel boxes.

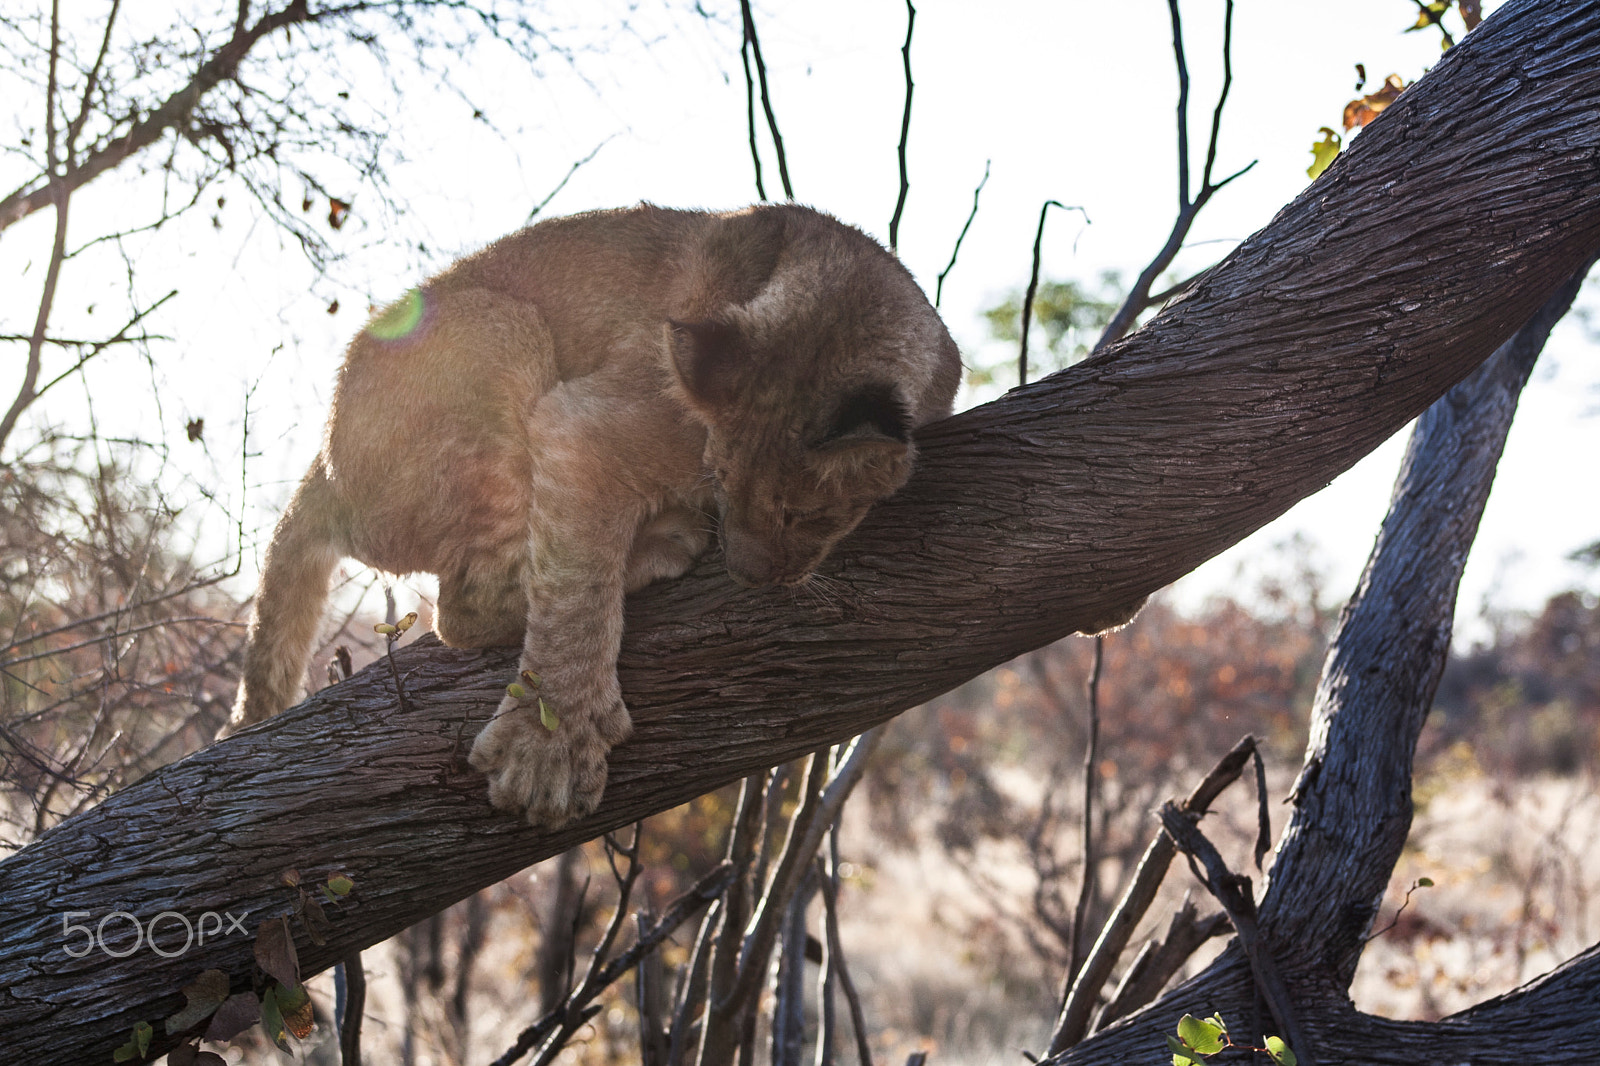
[221,464,342,737]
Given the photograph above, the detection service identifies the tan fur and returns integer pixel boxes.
[225,203,961,825]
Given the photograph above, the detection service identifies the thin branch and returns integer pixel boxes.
[739,13,766,201]
[527,137,613,222]
[1094,0,1253,352]
[817,836,873,1066]
[1065,636,1103,987]
[64,0,122,154]
[668,896,720,1066]
[1200,0,1237,190]
[0,615,236,673]
[1019,201,1089,386]
[491,859,738,1066]
[705,773,769,1042]
[1047,736,1258,1054]
[26,290,179,412]
[1167,0,1191,210]
[887,0,915,253]
[1160,803,1317,1066]
[1,0,69,459]
[935,159,989,309]
[701,730,884,1066]
[1092,898,1229,1032]
[738,0,792,200]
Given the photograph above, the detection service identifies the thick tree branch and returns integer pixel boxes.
[2,1,1600,1060]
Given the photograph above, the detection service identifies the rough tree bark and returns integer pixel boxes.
[1046,259,1597,1065]
[1,0,1598,1061]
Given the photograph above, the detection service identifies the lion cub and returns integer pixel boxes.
[226,203,961,826]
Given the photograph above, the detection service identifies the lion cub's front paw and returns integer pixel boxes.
[468,693,630,827]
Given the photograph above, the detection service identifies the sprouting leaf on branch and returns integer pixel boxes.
[1343,74,1407,130]
[1176,1013,1227,1056]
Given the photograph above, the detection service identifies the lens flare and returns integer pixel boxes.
[368,287,426,341]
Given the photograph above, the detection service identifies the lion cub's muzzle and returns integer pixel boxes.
[719,525,818,589]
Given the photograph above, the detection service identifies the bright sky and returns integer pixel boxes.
[4,0,1594,643]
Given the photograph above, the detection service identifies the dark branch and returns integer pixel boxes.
[935,159,989,308]
[738,0,792,200]
[887,0,915,252]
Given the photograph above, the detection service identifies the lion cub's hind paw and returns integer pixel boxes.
[468,698,613,828]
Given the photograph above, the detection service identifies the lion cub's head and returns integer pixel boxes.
[667,205,961,589]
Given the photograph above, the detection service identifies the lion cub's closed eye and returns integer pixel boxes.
[224,202,961,826]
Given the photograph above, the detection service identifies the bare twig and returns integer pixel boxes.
[1091,897,1229,1031]
[705,773,770,1043]
[637,910,670,1066]
[1363,878,1434,944]
[1065,636,1104,986]
[528,137,613,222]
[887,1,916,253]
[491,856,738,1066]
[739,0,793,200]
[2,4,69,458]
[771,862,817,1066]
[668,897,720,1066]
[817,836,873,1066]
[1047,736,1258,1054]
[699,729,884,1066]
[935,159,989,309]
[739,13,767,202]
[1019,201,1089,386]
[1094,0,1254,352]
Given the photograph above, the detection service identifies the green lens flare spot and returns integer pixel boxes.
[369,287,426,340]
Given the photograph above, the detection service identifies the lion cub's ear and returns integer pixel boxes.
[668,318,744,409]
[813,383,914,493]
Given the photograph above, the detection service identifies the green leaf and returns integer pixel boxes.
[326,872,355,897]
[1417,876,1434,887]
[539,697,559,731]
[1168,1034,1199,1065]
[1266,1035,1298,1066]
[1177,1014,1226,1055]
[1308,127,1341,180]
[260,985,290,1052]
[506,682,526,699]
